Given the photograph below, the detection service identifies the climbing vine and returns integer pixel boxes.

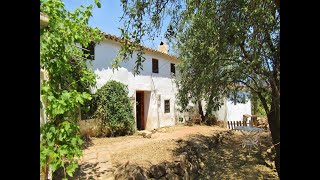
[40,0,102,179]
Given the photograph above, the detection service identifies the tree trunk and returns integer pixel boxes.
[252,93,258,115]
[258,86,280,178]
[266,92,280,178]
[274,0,280,9]
[198,101,205,122]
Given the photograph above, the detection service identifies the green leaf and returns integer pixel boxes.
[82,92,91,100]
[66,163,78,177]
[46,132,53,140]
[76,95,84,105]
[94,0,101,8]
[42,86,50,92]
[48,95,55,101]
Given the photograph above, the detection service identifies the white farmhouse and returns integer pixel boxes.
[88,33,251,130]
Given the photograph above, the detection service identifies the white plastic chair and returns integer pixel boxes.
[241,134,260,155]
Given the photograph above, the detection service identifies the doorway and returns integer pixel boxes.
[136,91,145,130]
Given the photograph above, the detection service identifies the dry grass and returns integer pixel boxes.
[89,125,278,179]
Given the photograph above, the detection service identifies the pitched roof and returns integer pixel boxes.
[39,12,177,61]
[102,32,178,61]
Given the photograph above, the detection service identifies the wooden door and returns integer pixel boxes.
[136,91,144,130]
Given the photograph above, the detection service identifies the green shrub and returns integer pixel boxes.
[92,80,135,137]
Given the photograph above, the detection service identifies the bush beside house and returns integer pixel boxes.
[82,80,135,137]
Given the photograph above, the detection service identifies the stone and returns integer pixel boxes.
[166,172,182,180]
[172,164,185,176]
[199,162,205,169]
[113,161,148,180]
[151,129,158,134]
[143,133,152,138]
[149,163,167,179]
[184,171,190,180]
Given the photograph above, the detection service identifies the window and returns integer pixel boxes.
[171,63,175,75]
[83,41,95,60]
[164,100,170,113]
[152,58,159,73]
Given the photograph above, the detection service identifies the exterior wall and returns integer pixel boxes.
[79,119,102,136]
[90,39,179,130]
[225,99,252,121]
[212,97,252,122]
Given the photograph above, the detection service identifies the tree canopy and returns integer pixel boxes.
[118,0,280,176]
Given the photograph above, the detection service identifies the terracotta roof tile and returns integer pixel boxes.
[102,32,178,60]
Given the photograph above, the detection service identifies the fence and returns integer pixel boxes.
[227,114,258,130]
[227,120,251,129]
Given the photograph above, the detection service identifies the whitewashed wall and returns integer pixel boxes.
[90,39,179,130]
[211,97,252,122]
[225,99,252,121]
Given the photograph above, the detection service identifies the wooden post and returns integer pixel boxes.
[252,115,258,127]
[249,119,253,127]
[243,115,248,126]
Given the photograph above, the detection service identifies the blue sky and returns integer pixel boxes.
[63,0,169,50]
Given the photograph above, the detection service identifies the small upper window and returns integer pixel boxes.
[171,63,175,75]
[152,58,159,73]
[164,100,170,113]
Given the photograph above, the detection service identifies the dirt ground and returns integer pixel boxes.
[93,125,226,168]
[49,124,278,179]
[87,124,278,179]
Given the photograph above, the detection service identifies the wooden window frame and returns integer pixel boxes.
[171,63,175,75]
[152,58,159,73]
[164,100,170,113]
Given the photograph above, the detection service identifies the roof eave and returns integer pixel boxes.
[102,32,179,61]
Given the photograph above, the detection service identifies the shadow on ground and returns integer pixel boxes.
[173,131,278,179]
[52,136,109,180]
[81,134,94,149]
[53,162,110,180]
[112,130,278,179]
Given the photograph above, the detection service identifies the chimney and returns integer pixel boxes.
[158,41,169,54]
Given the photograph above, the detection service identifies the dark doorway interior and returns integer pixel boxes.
[136,91,144,130]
